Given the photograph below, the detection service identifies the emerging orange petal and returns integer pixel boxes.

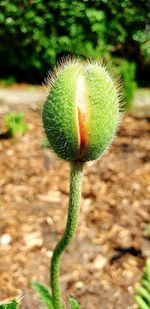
[77,106,87,153]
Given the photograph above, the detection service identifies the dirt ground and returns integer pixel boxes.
[0,108,150,309]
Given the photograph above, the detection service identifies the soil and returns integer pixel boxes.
[0,108,150,309]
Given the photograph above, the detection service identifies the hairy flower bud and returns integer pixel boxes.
[42,60,121,162]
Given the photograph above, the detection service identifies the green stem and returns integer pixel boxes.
[50,161,84,309]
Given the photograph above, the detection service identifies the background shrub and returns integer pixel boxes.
[0,0,149,84]
[120,60,137,110]
[113,58,137,110]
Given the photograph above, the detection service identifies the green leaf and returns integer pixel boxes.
[142,279,150,293]
[69,297,80,309]
[146,258,150,282]
[31,281,54,309]
[133,258,150,309]
[0,299,18,309]
[136,287,150,304]
[133,295,150,309]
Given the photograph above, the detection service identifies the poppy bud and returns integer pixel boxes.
[42,60,121,162]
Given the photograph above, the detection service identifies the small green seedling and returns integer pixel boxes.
[41,138,51,149]
[4,112,28,138]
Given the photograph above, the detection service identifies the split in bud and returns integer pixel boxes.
[42,59,121,162]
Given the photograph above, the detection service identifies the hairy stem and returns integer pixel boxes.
[50,161,84,309]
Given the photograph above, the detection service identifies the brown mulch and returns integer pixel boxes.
[0,110,150,309]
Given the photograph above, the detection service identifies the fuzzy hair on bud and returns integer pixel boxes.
[42,59,121,162]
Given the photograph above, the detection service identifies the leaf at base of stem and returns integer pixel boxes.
[31,281,54,309]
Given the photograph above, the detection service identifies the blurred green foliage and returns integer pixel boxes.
[0,76,16,86]
[119,60,137,110]
[5,112,28,137]
[0,0,149,84]
[113,58,137,110]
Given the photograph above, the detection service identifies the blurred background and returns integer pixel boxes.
[0,1,150,308]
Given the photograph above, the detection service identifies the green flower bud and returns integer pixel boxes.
[42,60,121,162]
